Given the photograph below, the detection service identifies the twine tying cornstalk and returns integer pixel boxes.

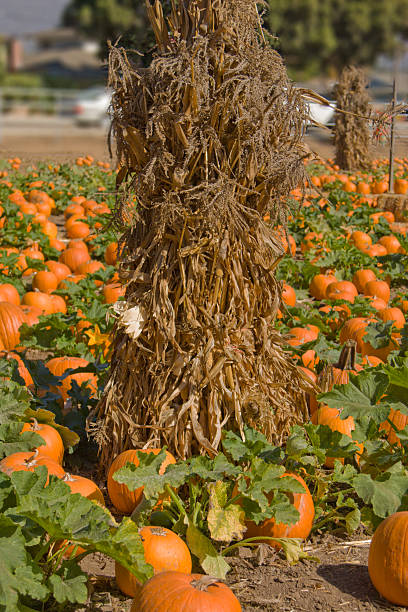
[90,0,314,463]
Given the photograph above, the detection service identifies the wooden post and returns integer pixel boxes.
[388,46,401,194]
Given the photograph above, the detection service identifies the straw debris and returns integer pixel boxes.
[91,0,313,462]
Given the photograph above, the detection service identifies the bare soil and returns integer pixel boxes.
[78,534,405,611]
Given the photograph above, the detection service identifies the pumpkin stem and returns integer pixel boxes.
[335,339,357,371]
[25,448,39,466]
[63,473,75,482]
[29,418,40,431]
[191,576,222,591]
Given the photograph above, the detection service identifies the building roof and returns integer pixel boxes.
[0,0,70,37]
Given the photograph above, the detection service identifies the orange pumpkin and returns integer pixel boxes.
[287,325,319,347]
[352,269,376,294]
[132,572,242,612]
[0,450,65,483]
[377,307,405,330]
[281,283,296,307]
[46,356,97,402]
[378,235,401,254]
[116,526,192,597]
[364,280,390,304]
[368,512,408,606]
[45,261,71,283]
[62,473,104,504]
[103,283,125,304]
[309,274,337,300]
[0,284,21,306]
[244,473,314,544]
[59,248,90,272]
[21,419,64,464]
[105,242,119,265]
[0,302,26,350]
[22,292,54,315]
[32,271,59,294]
[107,449,176,514]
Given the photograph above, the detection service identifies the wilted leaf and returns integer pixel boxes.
[207,481,245,542]
[186,522,230,579]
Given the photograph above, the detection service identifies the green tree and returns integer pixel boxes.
[264,0,408,77]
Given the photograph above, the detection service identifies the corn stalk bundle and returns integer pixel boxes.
[334,66,372,171]
[92,0,313,462]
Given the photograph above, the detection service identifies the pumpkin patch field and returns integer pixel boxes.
[1,154,408,611]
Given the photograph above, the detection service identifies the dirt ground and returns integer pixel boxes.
[1,115,407,165]
[79,534,404,612]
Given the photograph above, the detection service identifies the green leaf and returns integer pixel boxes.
[353,471,408,518]
[0,423,44,459]
[186,522,230,579]
[363,321,394,349]
[207,481,245,542]
[0,515,49,612]
[47,562,88,604]
[12,470,153,583]
[24,408,80,451]
[345,508,361,534]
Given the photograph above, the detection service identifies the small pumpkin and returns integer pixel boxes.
[352,269,376,294]
[116,526,192,597]
[62,473,104,504]
[131,572,242,612]
[309,274,337,300]
[364,280,390,303]
[32,271,59,294]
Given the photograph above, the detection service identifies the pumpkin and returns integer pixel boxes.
[377,307,405,330]
[59,247,90,272]
[46,356,97,402]
[366,244,388,258]
[350,231,372,251]
[32,271,58,294]
[352,269,376,293]
[368,512,408,606]
[287,325,319,347]
[62,473,104,504]
[395,179,408,194]
[281,283,296,307]
[66,221,90,239]
[116,526,192,597]
[309,274,337,300]
[361,355,383,367]
[372,180,388,194]
[364,279,391,303]
[76,260,105,275]
[0,351,33,385]
[0,450,65,483]
[21,305,41,326]
[64,203,85,218]
[0,302,26,350]
[105,242,119,265]
[45,261,71,283]
[368,297,387,310]
[380,409,408,446]
[0,283,21,305]
[244,473,315,544]
[131,572,242,612]
[378,235,401,254]
[103,283,126,304]
[50,295,67,314]
[107,449,176,514]
[22,292,54,315]
[21,419,64,464]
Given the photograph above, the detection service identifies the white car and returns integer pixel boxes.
[73,87,111,127]
[307,100,336,127]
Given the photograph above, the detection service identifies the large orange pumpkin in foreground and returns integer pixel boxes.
[107,449,176,514]
[244,472,314,544]
[368,512,408,606]
[131,572,242,612]
[116,526,192,597]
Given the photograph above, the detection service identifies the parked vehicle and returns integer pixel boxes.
[73,87,111,126]
[307,100,336,127]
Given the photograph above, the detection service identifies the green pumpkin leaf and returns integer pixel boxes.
[0,424,44,459]
[47,562,88,604]
[23,408,80,451]
[186,522,230,579]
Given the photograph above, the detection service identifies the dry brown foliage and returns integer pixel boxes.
[334,66,372,170]
[91,0,313,463]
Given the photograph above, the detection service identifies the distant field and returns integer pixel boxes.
[0,114,407,164]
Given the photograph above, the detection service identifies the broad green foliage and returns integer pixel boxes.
[0,468,152,610]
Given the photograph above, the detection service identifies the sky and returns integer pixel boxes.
[0,0,70,36]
